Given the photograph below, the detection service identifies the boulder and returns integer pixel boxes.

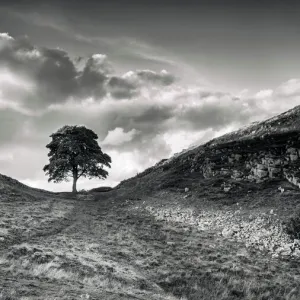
[256,163,267,170]
[291,176,300,186]
[273,158,283,166]
[268,167,281,178]
[261,158,267,165]
[203,165,214,178]
[222,225,239,238]
[286,147,298,154]
[247,174,256,181]
[220,168,230,175]
[290,154,298,161]
[224,186,231,192]
[231,170,244,180]
[254,168,268,179]
[265,157,282,167]
[234,154,242,161]
[245,163,251,170]
[222,228,235,238]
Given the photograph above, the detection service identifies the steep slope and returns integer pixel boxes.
[117,104,300,192]
[115,105,300,257]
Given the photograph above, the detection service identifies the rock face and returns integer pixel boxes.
[169,131,300,188]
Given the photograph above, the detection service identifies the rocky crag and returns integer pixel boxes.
[182,130,300,187]
[120,105,300,190]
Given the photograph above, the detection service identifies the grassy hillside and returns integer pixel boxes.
[1,106,300,299]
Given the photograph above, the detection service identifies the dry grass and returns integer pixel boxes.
[1,176,300,299]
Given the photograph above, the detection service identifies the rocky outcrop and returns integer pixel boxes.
[168,131,300,188]
[118,106,300,191]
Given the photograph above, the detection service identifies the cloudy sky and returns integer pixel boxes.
[1,0,300,191]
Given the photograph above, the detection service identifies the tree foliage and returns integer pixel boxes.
[43,125,111,192]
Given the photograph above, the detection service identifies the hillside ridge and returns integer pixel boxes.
[118,104,300,191]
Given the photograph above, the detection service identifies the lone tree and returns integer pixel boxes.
[43,125,111,193]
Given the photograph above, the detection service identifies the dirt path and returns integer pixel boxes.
[0,194,175,299]
[1,191,300,300]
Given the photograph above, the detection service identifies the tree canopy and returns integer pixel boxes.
[43,125,111,193]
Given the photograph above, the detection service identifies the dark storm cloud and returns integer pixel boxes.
[0,35,79,106]
[136,70,175,86]
[178,102,250,131]
[77,54,111,99]
[87,0,300,93]
[2,33,297,154]
[106,70,175,99]
[37,48,78,97]
[0,34,178,108]
[133,106,174,124]
[107,76,137,99]
[2,26,300,191]
[2,0,300,95]
[0,35,114,105]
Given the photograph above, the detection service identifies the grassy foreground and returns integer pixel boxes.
[0,175,300,300]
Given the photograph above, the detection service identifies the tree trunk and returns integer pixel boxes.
[72,176,78,193]
[72,165,78,194]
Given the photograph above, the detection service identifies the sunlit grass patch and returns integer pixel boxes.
[30,261,75,280]
[0,228,9,236]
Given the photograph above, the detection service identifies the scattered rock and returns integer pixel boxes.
[222,226,238,238]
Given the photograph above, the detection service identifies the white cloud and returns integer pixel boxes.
[102,127,139,146]
[2,32,300,192]
[255,89,273,99]
[15,48,42,60]
[88,54,112,74]
[276,79,300,97]
[0,33,14,41]
[163,129,214,155]
[236,89,250,99]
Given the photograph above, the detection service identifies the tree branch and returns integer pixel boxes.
[77,168,86,179]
